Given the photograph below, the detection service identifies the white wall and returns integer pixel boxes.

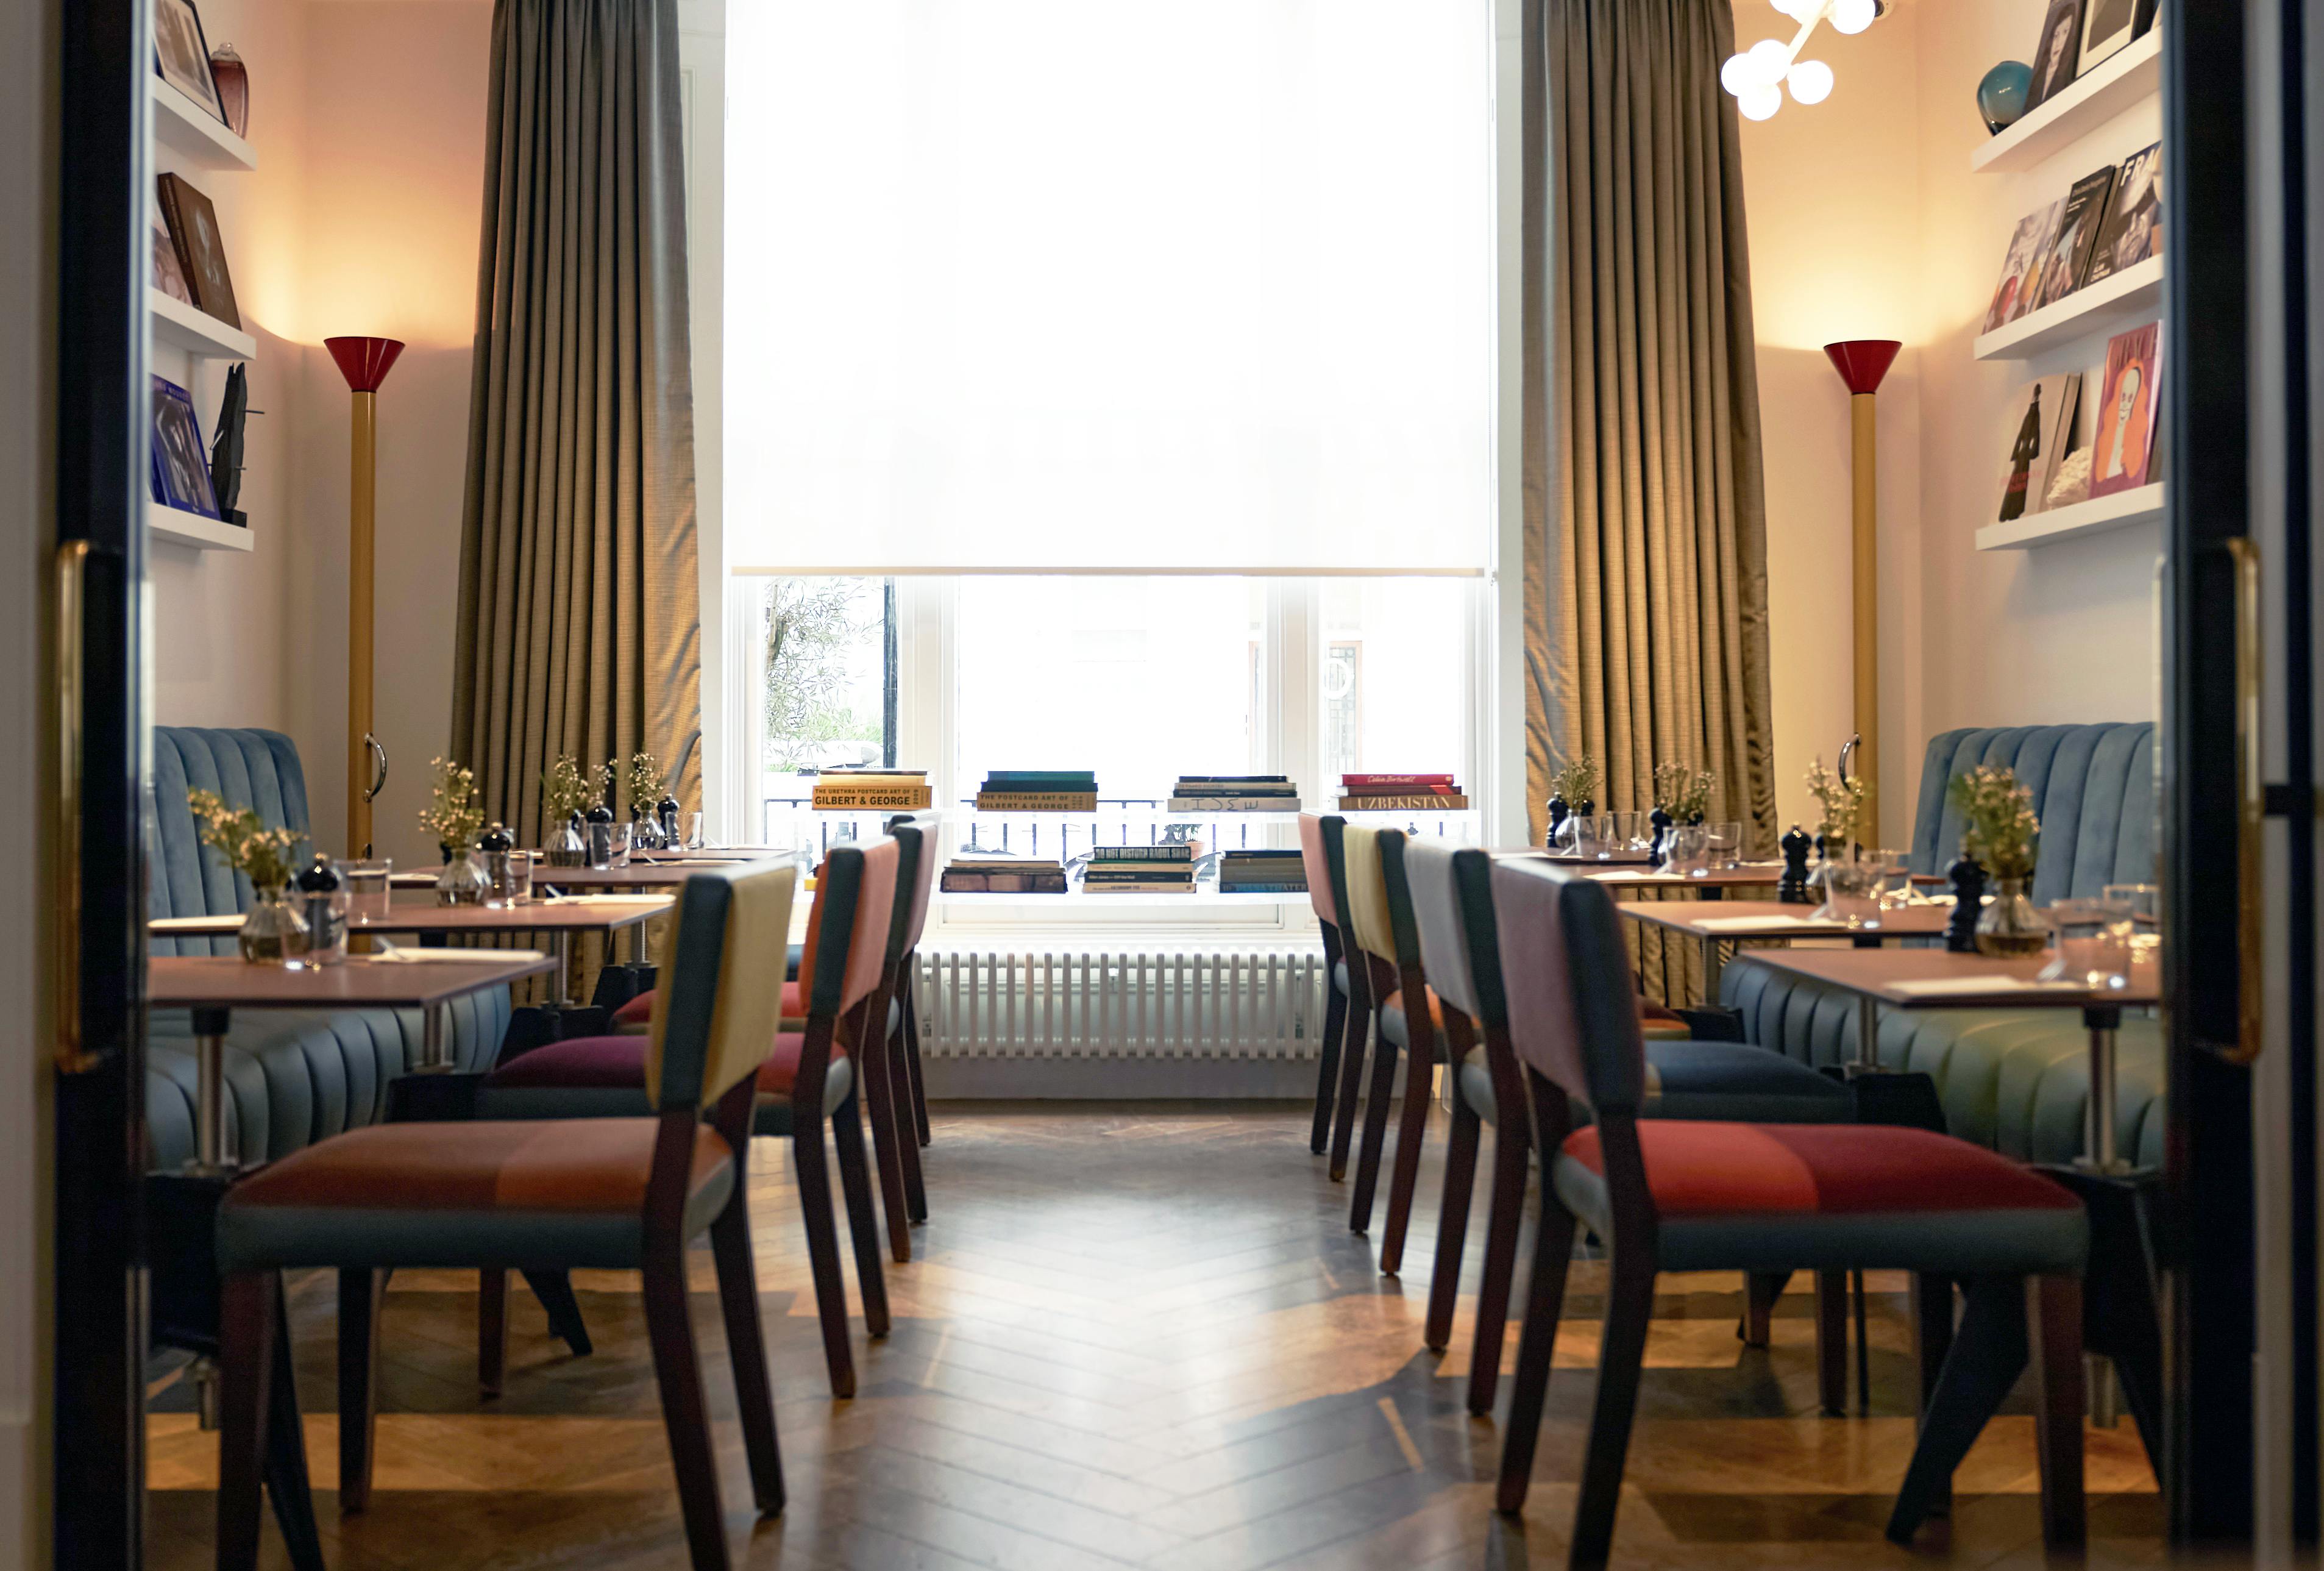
[1,0,54,1558]
[1737,0,2161,839]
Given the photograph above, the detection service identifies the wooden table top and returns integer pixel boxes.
[1615,898,1953,940]
[151,894,674,939]
[147,952,558,1010]
[1735,946,2160,1009]
[531,858,781,890]
[1572,861,1788,890]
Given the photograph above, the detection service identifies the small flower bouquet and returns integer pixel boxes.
[542,755,592,826]
[420,757,484,853]
[1549,755,1600,810]
[1948,764,2039,879]
[187,789,309,963]
[1805,758,1869,856]
[1652,761,1716,824]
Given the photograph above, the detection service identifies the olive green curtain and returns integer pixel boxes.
[452,0,700,847]
[1522,0,1776,1002]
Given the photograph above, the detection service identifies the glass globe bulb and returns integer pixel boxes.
[1721,51,1758,98]
[1787,59,1835,104]
[1830,0,1878,34]
[1771,0,1822,20]
[1747,38,1794,80]
[1739,83,1784,121]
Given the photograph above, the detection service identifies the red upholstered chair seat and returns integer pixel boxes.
[617,981,807,1028]
[226,1118,731,1216]
[1561,1122,2081,1218]
[488,1031,844,1099]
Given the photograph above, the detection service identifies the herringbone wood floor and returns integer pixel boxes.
[149,1102,2170,1569]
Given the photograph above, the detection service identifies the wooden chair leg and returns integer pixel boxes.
[887,1021,929,1224]
[709,1194,787,1515]
[1814,1270,1849,1416]
[1466,1115,1531,1415]
[902,985,932,1147]
[1348,1031,1402,1233]
[1567,1237,1657,1569]
[1741,1272,1785,1349]
[216,1270,277,1571]
[856,1030,915,1263]
[264,1278,326,1571]
[1327,1002,1374,1181]
[2027,1274,2087,1549]
[339,1268,384,1511]
[641,1238,731,1570]
[791,1119,859,1398]
[1310,969,1349,1155]
[830,1088,892,1339]
[1424,1092,1483,1350]
[1909,1274,1955,1520]
[1852,1267,1872,1415]
[1377,1033,1439,1273]
[1494,1203,1579,1513]
[1886,1274,2032,1545]
[522,1267,592,1356]
[475,1266,507,1399]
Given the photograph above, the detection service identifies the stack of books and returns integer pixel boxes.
[1337,773,1469,811]
[1081,843,1195,894]
[941,857,1067,893]
[975,771,1098,811]
[1218,849,1307,894]
[811,768,932,810]
[1167,775,1299,811]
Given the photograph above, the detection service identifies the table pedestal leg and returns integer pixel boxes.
[556,932,575,1005]
[1853,995,1880,1073]
[2079,1006,2125,1174]
[1700,935,1724,1004]
[190,1005,235,1175]
[420,1004,446,1072]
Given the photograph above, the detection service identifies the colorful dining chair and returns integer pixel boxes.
[211,861,798,1571]
[477,839,904,1397]
[884,811,940,1153]
[1482,855,2088,1565]
[1296,813,1354,1156]
[1403,840,1852,1411]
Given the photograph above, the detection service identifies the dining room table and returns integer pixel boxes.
[147,950,558,1177]
[1613,897,1955,1001]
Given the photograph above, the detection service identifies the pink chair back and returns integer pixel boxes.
[1486,855,1648,1111]
[1298,813,1340,928]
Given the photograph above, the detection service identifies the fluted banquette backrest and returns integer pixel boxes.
[149,727,314,956]
[1908,723,2155,905]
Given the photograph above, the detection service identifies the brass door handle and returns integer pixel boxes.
[2224,536,2263,1064]
[54,541,96,1074]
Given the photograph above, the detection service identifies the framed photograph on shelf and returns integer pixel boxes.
[154,0,227,124]
[151,208,193,305]
[2077,0,2141,77]
[157,173,240,330]
[2025,0,2084,110]
[2089,324,2163,499]
[2086,140,2163,284]
[150,375,221,519]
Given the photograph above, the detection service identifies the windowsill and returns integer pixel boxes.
[926,891,1322,949]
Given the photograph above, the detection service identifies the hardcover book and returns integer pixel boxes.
[1090,844,1194,861]
[2089,322,2163,498]
[2028,166,2119,313]
[1168,797,1295,811]
[1335,794,1470,811]
[1985,208,2053,333]
[976,791,1100,811]
[2085,141,2162,285]
[157,173,240,330]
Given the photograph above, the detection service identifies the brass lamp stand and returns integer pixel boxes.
[325,336,405,858]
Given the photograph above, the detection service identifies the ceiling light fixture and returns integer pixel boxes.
[1722,0,1886,120]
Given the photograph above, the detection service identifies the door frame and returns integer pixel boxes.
[54,0,151,1562]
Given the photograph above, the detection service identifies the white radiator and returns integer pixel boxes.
[913,949,1327,1060]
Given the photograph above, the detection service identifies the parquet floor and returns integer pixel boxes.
[149,1101,2177,1570]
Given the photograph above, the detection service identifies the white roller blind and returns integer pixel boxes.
[723,0,1494,574]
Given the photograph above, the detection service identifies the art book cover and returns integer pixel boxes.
[2025,0,2085,109]
[2029,166,2118,312]
[2008,199,2067,322]
[2089,324,2163,498]
[2086,140,2162,284]
[1985,209,2053,333]
[150,374,220,518]
[1992,374,2077,524]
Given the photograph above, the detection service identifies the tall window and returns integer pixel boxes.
[722,1,1498,848]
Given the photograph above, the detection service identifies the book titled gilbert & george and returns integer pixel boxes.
[811,768,933,810]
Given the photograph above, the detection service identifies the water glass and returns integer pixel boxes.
[1705,821,1744,870]
[685,811,707,851]
[609,820,634,867]
[586,819,614,870]
[483,853,533,908]
[1569,814,1611,861]
[342,859,393,925]
[1668,824,1711,875]
[2103,882,2161,968]
[1861,847,1911,908]
[2047,897,2134,989]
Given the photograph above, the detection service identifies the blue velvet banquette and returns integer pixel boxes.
[1718,722,2163,1167]
[147,727,511,1170]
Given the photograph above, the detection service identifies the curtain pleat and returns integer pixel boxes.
[1522,0,1776,1003]
[453,0,700,850]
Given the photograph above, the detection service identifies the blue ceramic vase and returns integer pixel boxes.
[1977,61,2032,135]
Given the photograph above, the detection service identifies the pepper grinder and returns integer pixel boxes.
[1777,824,1814,905]
[1945,853,1987,953]
[294,853,346,964]
[479,822,519,905]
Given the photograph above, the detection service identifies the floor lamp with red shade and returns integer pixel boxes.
[326,335,403,859]
[1824,338,1900,841]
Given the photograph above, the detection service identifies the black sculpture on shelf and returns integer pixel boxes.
[1946,853,1988,953]
[209,363,252,528]
[1777,824,1814,904]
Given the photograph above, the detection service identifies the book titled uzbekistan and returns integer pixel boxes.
[975,770,1098,811]
[1167,774,1300,811]
[1337,772,1468,811]
[811,768,933,810]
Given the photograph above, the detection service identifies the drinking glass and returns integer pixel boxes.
[685,811,707,851]
[1600,811,1642,859]
[2047,897,2134,989]
[341,859,393,925]
[586,819,614,870]
[483,855,533,908]
[1705,821,1744,870]
[609,821,634,868]
[2103,882,2161,969]
[1862,847,1911,908]
[1569,814,1611,861]
[1668,824,1710,875]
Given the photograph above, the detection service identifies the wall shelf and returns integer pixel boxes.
[149,288,255,360]
[151,75,257,173]
[1971,30,2161,175]
[1972,254,2162,361]
[148,500,253,553]
[1976,483,2164,551]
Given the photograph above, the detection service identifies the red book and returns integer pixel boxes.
[1340,774,1456,789]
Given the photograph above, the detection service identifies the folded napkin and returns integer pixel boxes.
[535,894,674,906]
[1887,975,2085,999]
[370,947,549,965]
[150,915,244,934]
[1690,914,1840,934]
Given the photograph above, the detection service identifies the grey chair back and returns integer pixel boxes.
[1488,855,1647,1113]
[1405,839,1502,1029]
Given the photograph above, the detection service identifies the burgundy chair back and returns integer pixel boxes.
[1487,855,1647,1113]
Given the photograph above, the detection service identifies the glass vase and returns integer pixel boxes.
[238,885,311,965]
[545,816,588,868]
[1814,856,1884,927]
[435,847,491,907]
[1975,874,2046,958]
